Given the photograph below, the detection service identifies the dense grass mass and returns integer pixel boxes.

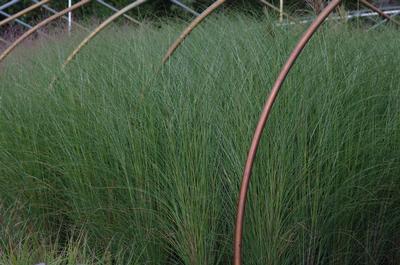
[1,15,400,264]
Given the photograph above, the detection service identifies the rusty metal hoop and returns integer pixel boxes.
[233,1,342,264]
[162,0,226,64]
[160,0,398,263]
[230,0,400,263]
[233,0,400,262]
[359,0,400,26]
[0,0,91,64]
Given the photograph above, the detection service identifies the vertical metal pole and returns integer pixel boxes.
[68,0,72,33]
[279,0,283,22]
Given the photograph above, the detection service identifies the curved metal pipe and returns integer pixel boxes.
[0,10,38,31]
[359,0,400,26]
[162,0,226,64]
[95,0,141,25]
[233,0,342,264]
[0,0,51,28]
[59,0,147,72]
[0,0,91,64]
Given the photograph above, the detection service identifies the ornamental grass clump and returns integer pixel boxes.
[0,15,400,264]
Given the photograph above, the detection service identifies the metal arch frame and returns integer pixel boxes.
[0,10,34,30]
[0,0,397,262]
[0,0,91,64]
[360,0,400,26]
[234,0,399,262]
[279,7,400,26]
[0,0,51,28]
[55,0,147,77]
[49,0,198,87]
[161,0,298,64]
[162,0,226,64]
[162,0,400,64]
[160,0,398,264]
[0,9,50,38]
[169,0,200,17]
[30,0,89,32]
[95,0,141,25]
[369,11,400,30]
[233,1,341,264]
[0,0,20,12]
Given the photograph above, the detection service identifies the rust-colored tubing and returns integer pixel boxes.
[162,0,226,64]
[0,0,51,28]
[360,0,400,26]
[233,0,342,264]
[0,0,91,64]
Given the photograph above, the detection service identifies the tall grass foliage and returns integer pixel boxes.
[1,15,400,264]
